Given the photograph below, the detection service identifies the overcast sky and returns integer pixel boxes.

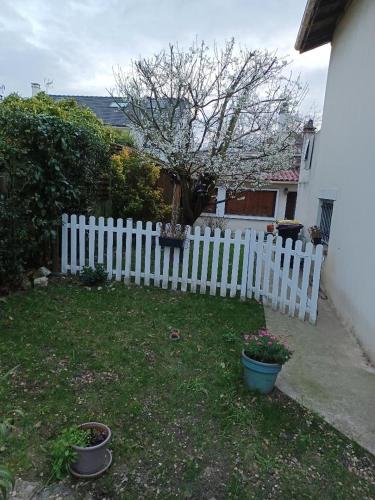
[0,0,331,115]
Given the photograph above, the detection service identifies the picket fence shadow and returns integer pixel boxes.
[61,214,324,323]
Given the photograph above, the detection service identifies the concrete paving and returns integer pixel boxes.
[265,299,375,455]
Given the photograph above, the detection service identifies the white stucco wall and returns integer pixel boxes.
[197,183,297,232]
[295,0,375,362]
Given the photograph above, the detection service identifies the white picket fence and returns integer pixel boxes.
[61,214,324,323]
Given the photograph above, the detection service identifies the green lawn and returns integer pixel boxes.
[0,280,374,499]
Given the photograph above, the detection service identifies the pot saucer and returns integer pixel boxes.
[69,449,112,479]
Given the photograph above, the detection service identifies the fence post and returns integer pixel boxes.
[181,226,191,292]
[298,242,313,321]
[97,216,105,265]
[246,229,257,299]
[210,227,221,296]
[220,228,232,297]
[271,236,283,310]
[88,215,96,269]
[289,240,303,317]
[79,215,86,271]
[309,244,324,324]
[106,218,114,280]
[144,221,152,286]
[254,231,264,301]
[124,218,133,285]
[61,214,68,273]
[70,214,77,275]
[115,218,123,281]
[135,221,143,285]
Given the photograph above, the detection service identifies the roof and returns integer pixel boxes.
[50,95,130,127]
[295,0,351,53]
[268,169,299,183]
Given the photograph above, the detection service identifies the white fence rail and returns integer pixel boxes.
[61,214,324,323]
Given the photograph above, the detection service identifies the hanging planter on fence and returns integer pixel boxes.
[159,222,187,249]
[159,236,185,249]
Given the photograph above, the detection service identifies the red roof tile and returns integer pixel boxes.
[268,168,299,183]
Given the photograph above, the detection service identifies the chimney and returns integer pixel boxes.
[31,82,41,97]
[277,102,289,130]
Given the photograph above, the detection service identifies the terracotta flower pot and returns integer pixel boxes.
[266,224,275,233]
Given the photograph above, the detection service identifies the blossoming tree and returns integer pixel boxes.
[113,39,304,225]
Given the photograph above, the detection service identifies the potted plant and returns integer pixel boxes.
[266,223,275,233]
[241,329,292,394]
[159,222,187,249]
[309,225,322,245]
[51,422,112,479]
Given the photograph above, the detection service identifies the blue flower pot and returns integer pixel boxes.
[241,350,282,394]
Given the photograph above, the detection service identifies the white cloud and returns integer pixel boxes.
[0,0,329,114]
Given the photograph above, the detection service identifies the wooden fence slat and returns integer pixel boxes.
[97,217,105,264]
[135,221,143,285]
[309,244,324,324]
[200,226,211,294]
[144,221,152,286]
[299,242,313,320]
[88,215,96,269]
[154,223,161,288]
[240,229,251,300]
[61,213,68,273]
[162,246,170,289]
[220,228,232,297]
[172,248,180,290]
[115,218,123,281]
[210,228,221,296]
[246,229,257,299]
[254,231,264,301]
[181,227,191,292]
[280,238,293,313]
[191,226,201,293]
[230,229,242,297]
[79,215,86,270]
[124,218,133,285]
[70,214,77,274]
[271,236,283,310]
[262,233,274,305]
[106,218,114,278]
[288,240,302,316]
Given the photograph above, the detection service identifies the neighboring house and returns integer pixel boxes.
[197,170,299,232]
[50,94,130,129]
[295,0,375,362]
[197,139,302,232]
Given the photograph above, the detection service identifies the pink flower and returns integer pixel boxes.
[267,341,273,346]
[256,341,262,346]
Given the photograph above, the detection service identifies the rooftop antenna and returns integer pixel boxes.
[44,78,53,93]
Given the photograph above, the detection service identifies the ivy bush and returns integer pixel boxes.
[0,94,112,287]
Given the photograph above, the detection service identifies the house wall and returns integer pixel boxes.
[197,183,297,232]
[295,0,375,362]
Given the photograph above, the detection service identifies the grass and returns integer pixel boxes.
[0,279,374,499]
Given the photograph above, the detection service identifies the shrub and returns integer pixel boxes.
[79,264,108,286]
[111,147,171,222]
[0,94,112,286]
[243,329,292,365]
[50,427,91,480]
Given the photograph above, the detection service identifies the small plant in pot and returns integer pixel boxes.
[159,222,187,249]
[309,225,322,245]
[50,423,112,479]
[241,329,292,394]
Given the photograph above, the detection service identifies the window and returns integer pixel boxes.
[319,199,334,244]
[225,190,277,218]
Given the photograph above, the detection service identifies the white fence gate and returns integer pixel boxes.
[61,214,324,323]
